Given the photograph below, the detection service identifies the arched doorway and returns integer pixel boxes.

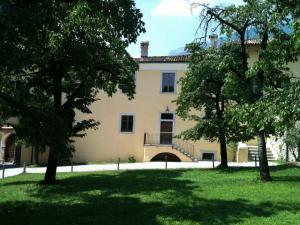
[0,125,19,164]
[150,152,181,162]
[4,133,16,162]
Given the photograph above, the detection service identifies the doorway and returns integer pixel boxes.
[159,113,174,145]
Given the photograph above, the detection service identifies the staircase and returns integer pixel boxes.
[172,139,198,162]
[143,133,198,162]
[248,145,276,161]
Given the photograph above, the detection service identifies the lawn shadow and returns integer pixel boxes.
[272,176,300,182]
[216,164,297,174]
[31,170,198,199]
[1,196,299,225]
[1,169,300,225]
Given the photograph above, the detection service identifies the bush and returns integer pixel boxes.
[128,156,136,163]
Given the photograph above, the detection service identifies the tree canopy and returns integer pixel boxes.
[0,0,145,184]
[190,0,299,180]
[176,42,252,167]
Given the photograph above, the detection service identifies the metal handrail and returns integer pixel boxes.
[144,133,195,159]
[172,138,195,158]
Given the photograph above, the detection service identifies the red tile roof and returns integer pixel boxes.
[135,55,190,63]
[134,40,259,63]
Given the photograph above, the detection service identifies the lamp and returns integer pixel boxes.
[165,106,170,113]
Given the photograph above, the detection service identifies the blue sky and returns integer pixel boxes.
[127,0,244,57]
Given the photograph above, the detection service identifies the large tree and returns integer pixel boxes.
[195,0,298,181]
[0,0,145,184]
[176,43,252,168]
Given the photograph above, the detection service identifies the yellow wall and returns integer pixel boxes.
[73,67,221,163]
[144,145,193,162]
[20,146,49,165]
[73,46,300,163]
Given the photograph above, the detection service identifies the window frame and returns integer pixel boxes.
[160,71,176,94]
[119,113,135,134]
[158,111,175,145]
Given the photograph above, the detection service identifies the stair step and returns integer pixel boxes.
[247,146,276,161]
[173,143,196,162]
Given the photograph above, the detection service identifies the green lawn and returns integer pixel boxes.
[0,165,299,225]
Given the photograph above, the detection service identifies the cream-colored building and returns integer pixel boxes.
[1,41,300,165]
[73,41,300,163]
[73,45,223,163]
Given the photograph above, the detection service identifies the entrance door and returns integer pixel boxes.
[160,113,174,144]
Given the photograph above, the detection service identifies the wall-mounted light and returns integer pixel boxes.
[165,106,170,113]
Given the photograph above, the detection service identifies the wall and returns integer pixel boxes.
[73,47,300,163]
[73,63,221,163]
[144,145,193,162]
[20,146,49,165]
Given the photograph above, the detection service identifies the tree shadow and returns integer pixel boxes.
[1,197,299,225]
[272,176,300,182]
[216,164,297,174]
[1,169,300,225]
[29,170,198,199]
[2,180,38,186]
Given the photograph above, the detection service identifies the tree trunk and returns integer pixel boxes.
[34,148,39,165]
[257,130,271,181]
[30,147,34,165]
[296,146,300,162]
[219,129,228,168]
[43,147,59,184]
[42,70,63,184]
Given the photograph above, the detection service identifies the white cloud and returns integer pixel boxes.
[152,0,212,17]
[152,0,245,17]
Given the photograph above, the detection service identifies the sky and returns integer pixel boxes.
[127,0,245,57]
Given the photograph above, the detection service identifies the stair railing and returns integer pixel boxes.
[172,138,195,159]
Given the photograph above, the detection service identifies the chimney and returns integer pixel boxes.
[208,34,218,48]
[140,41,149,57]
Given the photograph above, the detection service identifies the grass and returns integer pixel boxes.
[0,165,299,225]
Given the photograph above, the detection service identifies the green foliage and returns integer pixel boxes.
[194,0,300,179]
[0,0,145,179]
[128,156,136,163]
[282,122,300,161]
[176,43,252,143]
[197,0,298,134]
[227,82,300,136]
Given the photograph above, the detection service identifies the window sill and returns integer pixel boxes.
[120,132,135,134]
[160,92,176,94]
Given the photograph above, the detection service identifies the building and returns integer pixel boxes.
[1,41,300,165]
[73,41,225,163]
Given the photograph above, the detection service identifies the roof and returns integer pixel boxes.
[134,40,259,64]
[245,39,260,45]
[134,55,190,63]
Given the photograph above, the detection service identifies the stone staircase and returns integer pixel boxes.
[248,145,276,161]
[172,139,198,162]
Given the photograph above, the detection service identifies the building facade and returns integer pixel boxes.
[1,41,300,165]
[73,42,229,163]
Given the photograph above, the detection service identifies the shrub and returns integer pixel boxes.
[128,156,136,163]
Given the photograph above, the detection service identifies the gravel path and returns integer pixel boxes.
[0,161,278,179]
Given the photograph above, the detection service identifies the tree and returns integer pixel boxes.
[233,82,300,161]
[176,43,252,168]
[284,126,300,161]
[0,0,145,184]
[194,0,298,181]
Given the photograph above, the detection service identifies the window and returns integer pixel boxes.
[120,115,134,133]
[161,72,175,93]
[119,73,136,92]
[202,153,214,160]
[161,113,174,120]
